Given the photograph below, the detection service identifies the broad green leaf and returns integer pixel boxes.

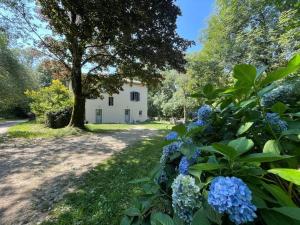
[263,140,281,155]
[291,112,300,117]
[189,163,224,172]
[120,216,132,225]
[261,209,299,225]
[271,102,288,115]
[268,168,300,185]
[212,143,237,159]
[262,182,296,207]
[272,207,300,221]
[261,54,300,86]
[239,153,292,163]
[255,65,268,81]
[281,129,300,136]
[124,208,141,217]
[258,82,277,97]
[203,84,214,96]
[233,64,256,86]
[171,124,186,136]
[228,137,254,155]
[129,177,150,184]
[239,98,256,108]
[237,122,254,135]
[191,209,211,225]
[151,212,174,225]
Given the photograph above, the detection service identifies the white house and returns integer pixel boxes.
[85,81,148,124]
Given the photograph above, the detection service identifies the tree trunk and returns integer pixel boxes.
[68,38,85,128]
[183,104,187,124]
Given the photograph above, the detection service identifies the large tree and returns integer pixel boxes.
[1,0,191,128]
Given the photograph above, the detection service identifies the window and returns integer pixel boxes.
[130,91,140,101]
[139,110,142,116]
[108,96,114,106]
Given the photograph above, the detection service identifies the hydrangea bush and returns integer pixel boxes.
[122,55,300,225]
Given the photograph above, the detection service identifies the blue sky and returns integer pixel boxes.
[175,0,215,52]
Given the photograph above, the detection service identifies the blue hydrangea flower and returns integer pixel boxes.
[261,85,294,107]
[178,149,201,175]
[187,120,206,131]
[197,104,212,120]
[172,175,200,224]
[191,149,201,162]
[165,131,178,141]
[265,113,288,132]
[208,176,257,225]
[179,156,190,175]
[160,141,183,165]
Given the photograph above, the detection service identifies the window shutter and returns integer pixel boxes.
[137,92,140,101]
[130,92,134,101]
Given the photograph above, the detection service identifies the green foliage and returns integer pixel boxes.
[0,32,38,115]
[148,71,198,120]
[123,55,300,225]
[25,80,73,122]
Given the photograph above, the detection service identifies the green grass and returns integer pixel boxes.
[8,121,171,138]
[8,121,82,138]
[41,135,167,225]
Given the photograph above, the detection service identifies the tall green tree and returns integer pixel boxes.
[1,0,191,128]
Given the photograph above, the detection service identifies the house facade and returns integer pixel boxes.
[85,81,148,124]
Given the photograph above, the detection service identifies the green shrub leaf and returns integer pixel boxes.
[239,153,292,163]
[212,143,237,159]
[236,122,254,135]
[228,137,254,155]
[151,212,174,225]
[263,140,281,155]
[268,168,300,186]
[272,207,300,221]
[191,209,211,225]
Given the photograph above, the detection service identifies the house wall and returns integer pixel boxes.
[85,83,148,123]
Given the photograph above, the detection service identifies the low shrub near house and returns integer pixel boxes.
[25,80,73,123]
[122,55,300,225]
[45,107,72,128]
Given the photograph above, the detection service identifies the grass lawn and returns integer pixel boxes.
[41,134,167,225]
[8,121,171,138]
[8,121,82,138]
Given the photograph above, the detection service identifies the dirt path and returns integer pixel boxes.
[0,128,158,225]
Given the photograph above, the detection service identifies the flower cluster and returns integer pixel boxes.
[172,175,200,224]
[261,84,294,107]
[208,176,257,225]
[165,131,178,141]
[197,104,212,120]
[265,113,288,132]
[178,149,201,175]
[160,141,183,165]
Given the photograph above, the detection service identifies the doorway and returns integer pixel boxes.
[125,109,130,123]
[96,109,102,124]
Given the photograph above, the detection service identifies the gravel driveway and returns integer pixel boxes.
[0,128,158,225]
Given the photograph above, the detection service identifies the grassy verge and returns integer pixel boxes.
[41,135,167,225]
[8,121,81,138]
[8,121,171,138]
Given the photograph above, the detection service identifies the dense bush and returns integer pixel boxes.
[25,79,73,123]
[122,55,300,225]
[45,107,72,128]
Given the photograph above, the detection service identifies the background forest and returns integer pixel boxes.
[148,0,300,120]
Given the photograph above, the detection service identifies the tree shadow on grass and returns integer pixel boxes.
[40,135,167,225]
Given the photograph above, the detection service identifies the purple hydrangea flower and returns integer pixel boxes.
[208,176,257,225]
[165,131,178,141]
[265,113,288,132]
